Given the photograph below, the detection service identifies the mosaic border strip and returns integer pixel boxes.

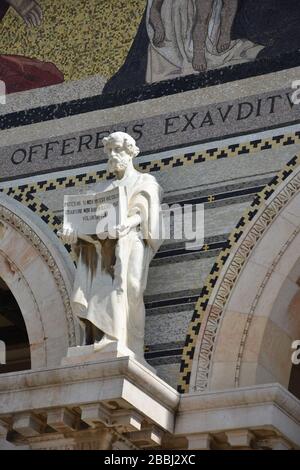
[0,129,293,257]
[2,127,300,192]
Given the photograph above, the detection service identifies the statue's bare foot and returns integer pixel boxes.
[94,334,115,349]
[192,50,207,72]
[149,6,165,47]
[7,0,43,27]
[217,31,231,53]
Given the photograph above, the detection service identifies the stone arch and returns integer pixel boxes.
[189,162,300,392]
[0,193,79,369]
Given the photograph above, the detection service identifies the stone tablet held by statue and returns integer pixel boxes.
[63,186,127,238]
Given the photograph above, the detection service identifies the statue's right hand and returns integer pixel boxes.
[58,228,78,245]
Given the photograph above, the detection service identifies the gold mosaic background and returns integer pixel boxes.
[0,0,145,81]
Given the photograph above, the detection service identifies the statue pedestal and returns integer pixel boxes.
[61,340,156,374]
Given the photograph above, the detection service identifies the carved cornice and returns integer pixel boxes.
[179,384,300,423]
[195,170,300,391]
[0,205,76,346]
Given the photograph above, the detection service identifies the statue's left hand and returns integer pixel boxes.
[114,224,131,238]
[113,214,141,238]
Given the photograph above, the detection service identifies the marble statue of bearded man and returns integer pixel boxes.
[61,132,163,363]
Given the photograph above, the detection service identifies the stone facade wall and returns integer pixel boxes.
[0,0,300,393]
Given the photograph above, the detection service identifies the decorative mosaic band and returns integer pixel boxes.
[2,127,300,195]
[0,129,292,245]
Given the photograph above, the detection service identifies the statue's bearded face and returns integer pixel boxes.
[106,137,131,174]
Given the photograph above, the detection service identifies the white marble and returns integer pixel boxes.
[60,132,164,363]
[176,384,300,448]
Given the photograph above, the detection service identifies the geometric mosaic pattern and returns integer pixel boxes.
[2,129,297,233]
[2,127,300,196]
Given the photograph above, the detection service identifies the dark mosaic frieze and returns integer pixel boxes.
[1,50,300,132]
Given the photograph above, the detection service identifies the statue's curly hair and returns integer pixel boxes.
[102,132,140,158]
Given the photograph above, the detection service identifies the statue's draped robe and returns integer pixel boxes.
[72,171,163,358]
[146,0,264,83]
